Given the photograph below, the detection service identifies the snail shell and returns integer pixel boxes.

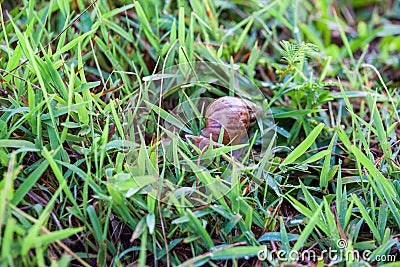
[191,96,261,149]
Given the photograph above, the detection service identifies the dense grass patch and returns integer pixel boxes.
[0,0,399,266]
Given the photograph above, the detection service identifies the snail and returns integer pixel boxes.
[186,96,262,151]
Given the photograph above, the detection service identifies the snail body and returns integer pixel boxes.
[189,96,261,150]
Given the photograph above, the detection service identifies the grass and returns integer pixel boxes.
[0,0,400,266]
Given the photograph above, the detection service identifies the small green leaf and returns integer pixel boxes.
[282,123,325,166]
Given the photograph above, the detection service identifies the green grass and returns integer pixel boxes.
[1,0,400,266]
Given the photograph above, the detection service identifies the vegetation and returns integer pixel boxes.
[0,0,399,266]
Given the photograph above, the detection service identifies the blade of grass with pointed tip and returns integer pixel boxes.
[210,245,264,260]
[11,159,49,205]
[320,134,336,189]
[281,123,324,166]
[145,100,193,134]
[285,194,329,235]
[292,202,323,253]
[186,209,214,249]
[21,148,69,255]
[38,227,84,247]
[351,194,382,244]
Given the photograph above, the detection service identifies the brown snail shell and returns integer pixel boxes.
[190,96,261,150]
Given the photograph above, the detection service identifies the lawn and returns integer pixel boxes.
[0,0,399,266]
